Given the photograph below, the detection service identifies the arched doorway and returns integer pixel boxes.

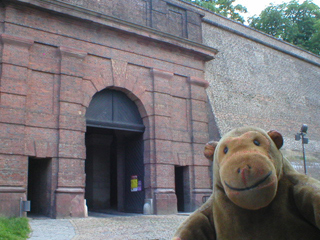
[85,89,145,213]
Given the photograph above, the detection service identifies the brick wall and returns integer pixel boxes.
[196,6,320,179]
[0,1,216,217]
[58,0,203,42]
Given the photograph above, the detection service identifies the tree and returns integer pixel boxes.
[249,0,320,55]
[186,0,247,23]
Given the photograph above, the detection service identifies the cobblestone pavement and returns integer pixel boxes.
[29,212,189,240]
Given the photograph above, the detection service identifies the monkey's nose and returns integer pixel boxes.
[237,165,252,174]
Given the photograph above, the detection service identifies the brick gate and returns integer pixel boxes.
[0,0,217,217]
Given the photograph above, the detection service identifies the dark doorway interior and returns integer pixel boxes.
[27,157,51,217]
[175,166,190,212]
[175,166,184,212]
[85,127,144,213]
[85,127,116,211]
[110,137,118,209]
[85,89,145,213]
[124,133,144,213]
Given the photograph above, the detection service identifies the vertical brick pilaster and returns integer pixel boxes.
[0,34,33,217]
[55,46,87,218]
[152,68,174,142]
[0,34,33,160]
[0,34,33,124]
[150,68,178,214]
[187,76,211,210]
[58,46,87,159]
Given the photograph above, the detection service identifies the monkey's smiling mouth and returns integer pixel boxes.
[224,171,272,191]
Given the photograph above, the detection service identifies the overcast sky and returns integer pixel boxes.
[235,0,320,22]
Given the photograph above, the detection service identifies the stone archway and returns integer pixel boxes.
[85,89,145,213]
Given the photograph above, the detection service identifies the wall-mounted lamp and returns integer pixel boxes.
[294,124,308,174]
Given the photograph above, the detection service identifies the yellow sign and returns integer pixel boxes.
[131,175,138,192]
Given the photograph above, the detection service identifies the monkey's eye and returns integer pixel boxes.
[223,146,228,154]
[253,140,260,146]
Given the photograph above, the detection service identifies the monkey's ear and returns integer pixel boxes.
[204,141,218,161]
[267,130,283,149]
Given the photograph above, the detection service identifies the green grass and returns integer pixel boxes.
[0,217,31,240]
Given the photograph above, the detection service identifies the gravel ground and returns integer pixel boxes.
[29,212,189,240]
[29,218,76,240]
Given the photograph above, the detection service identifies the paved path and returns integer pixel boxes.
[29,212,189,240]
[29,218,75,240]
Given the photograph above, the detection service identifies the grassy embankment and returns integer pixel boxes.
[0,217,31,240]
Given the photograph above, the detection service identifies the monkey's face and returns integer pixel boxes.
[204,128,283,210]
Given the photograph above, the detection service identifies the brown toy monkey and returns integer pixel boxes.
[173,127,320,240]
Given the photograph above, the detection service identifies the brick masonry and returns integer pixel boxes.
[0,0,215,217]
[178,1,320,180]
[2,0,319,218]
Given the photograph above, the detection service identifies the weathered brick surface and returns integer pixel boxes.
[154,191,178,215]
[6,5,206,74]
[59,46,87,77]
[201,8,320,180]
[0,168,27,186]
[81,79,97,108]
[155,164,175,188]
[27,71,56,113]
[57,0,202,43]
[154,92,172,116]
[171,142,193,166]
[0,0,314,218]
[153,115,172,140]
[0,1,213,218]
[55,190,85,218]
[189,81,209,102]
[0,154,27,171]
[57,170,85,188]
[171,75,189,99]
[7,22,204,78]
[59,102,85,117]
[0,191,26,217]
[58,143,86,159]
[191,99,209,122]
[152,68,174,94]
[25,126,58,143]
[193,166,211,189]
[0,107,25,125]
[59,130,85,146]
[1,93,26,109]
[1,64,28,95]
[192,121,209,144]
[135,91,153,118]
[111,59,128,88]
[59,115,86,132]
[171,97,191,142]
[26,112,58,129]
[29,43,60,73]
[60,75,84,104]
[193,143,211,166]
[154,140,173,164]
[83,55,112,92]
[143,140,156,164]
[0,33,33,67]
[129,66,153,97]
